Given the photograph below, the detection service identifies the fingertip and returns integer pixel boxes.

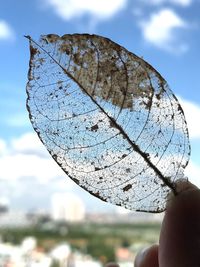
[175,180,198,193]
[160,182,200,267]
[134,244,159,267]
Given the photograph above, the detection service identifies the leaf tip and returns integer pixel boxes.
[24,35,31,41]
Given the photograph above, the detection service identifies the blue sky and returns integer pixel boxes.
[0,0,200,212]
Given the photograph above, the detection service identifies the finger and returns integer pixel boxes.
[134,244,159,267]
[159,181,200,267]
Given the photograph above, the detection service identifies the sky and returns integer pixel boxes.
[0,0,200,213]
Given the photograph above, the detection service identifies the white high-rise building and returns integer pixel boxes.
[51,193,85,222]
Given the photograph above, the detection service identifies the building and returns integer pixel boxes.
[0,211,32,228]
[0,197,9,214]
[51,193,85,222]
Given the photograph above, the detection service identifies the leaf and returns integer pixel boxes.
[26,34,190,213]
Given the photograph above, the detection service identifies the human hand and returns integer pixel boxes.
[106,182,200,267]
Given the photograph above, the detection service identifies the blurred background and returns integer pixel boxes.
[0,0,200,266]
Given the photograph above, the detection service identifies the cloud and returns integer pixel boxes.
[178,97,200,139]
[139,8,188,53]
[0,132,74,185]
[185,161,200,188]
[0,20,14,41]
[142,0,192,6]
[0,132,78,210]
[0,153,63,183]
[45,0,127,21]
[0,132,112,211]
[0,138,7,155]
[11,132,48,157]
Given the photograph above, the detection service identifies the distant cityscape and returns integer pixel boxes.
[0,236,102,267]
[0,192,162,266]
[0,192,163,228]
[0,235,144,267]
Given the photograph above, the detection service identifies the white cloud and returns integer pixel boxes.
[142,0,192,6]
[0,132,74,186]
[0,139,7,155]
[185,161,200,188]
[0,20,14,40]
[178,97,200,139]
[139,8,188,53]
[45,0,127,20]
[0,132,106,211]
[11,132,49,157]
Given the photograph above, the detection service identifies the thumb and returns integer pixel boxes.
[159,182,200,267]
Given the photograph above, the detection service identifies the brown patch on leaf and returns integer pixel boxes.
[46,34,59,43]
[91,124,99,132]
[123,184,132,192]
[30,46,39,57]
